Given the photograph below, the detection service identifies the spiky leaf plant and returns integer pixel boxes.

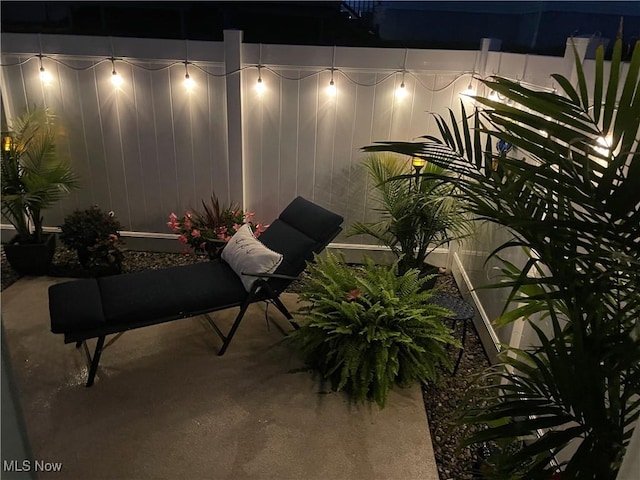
[291,252,459,408]
[1,107,79,243]
[363,36,640,478]
[349,152,473,275]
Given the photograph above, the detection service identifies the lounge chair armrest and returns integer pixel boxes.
[241,271,300,281]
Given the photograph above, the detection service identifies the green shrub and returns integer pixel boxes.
[60,205,124,272]
[291,252,459,408]
[60,205,121,250]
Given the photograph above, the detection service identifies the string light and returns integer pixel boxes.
[2,53,490,96]
[255,67,265,94]
[2,49,559,105]
[183,61,194,91]
[327,69,336,96]
[255,44,266,95]
[327,79,336,96]
[110,57,122,88]
[395,73,407,99]
[327,46,337,96]
[396,49,409,99]
[461,78,476,97]
[183,40,195,92]
[38,55,52,84]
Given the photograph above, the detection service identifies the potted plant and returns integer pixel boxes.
[1,107,79,274]
[348,152,472,286]
[168,192,268,258]
[291,251,459,408]
[59,205,125,275]
[364,36,639,479]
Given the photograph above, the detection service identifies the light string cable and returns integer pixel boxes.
[258,42,263,83]
[263,67,474,91]
[3,51,481,92]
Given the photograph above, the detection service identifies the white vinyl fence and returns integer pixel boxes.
[0,31,603,354]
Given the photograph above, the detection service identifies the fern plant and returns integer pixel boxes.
[291,252,459,408]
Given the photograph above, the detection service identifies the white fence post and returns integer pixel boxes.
[223,29,245,207]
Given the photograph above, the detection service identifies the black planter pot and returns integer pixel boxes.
[4,233,56,275]
[76,246,91,267]
[87,263,122,277]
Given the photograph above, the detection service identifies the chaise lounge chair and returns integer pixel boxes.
[49,197,343,386]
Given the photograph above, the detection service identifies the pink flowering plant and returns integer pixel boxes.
[168,193,268,257]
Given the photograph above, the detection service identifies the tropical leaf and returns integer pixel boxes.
[363,36,640,479]
[1,107,79,242]
[347,152,473,274]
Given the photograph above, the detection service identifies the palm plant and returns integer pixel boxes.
[363,36,640,479]
[1,107,79,243]
[349,152,473,275]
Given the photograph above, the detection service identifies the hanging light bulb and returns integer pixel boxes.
[488,90,499,101]
[111,71,122,87]
[38,55,52,84]
[461,80,475,97]
[110,58,122,88]
[255,70,266,95]
[39,66,52,84]
[184,73,194,91]
[327,69,337,96]
[183,61,195,91]
[328,47,338,97]
[327,79,336,94]
[395,77,407,99]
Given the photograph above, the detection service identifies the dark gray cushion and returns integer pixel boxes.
[279,197,343,244]
[259,219,316,276]
[49,279,105,333]
[97,261,247,325]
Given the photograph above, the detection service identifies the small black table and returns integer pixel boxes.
[429,292,475,374]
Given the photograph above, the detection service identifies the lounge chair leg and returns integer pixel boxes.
[217,304,250,356]
[260,282,299,330]
[270,296,299,329]
[86,336,106,387]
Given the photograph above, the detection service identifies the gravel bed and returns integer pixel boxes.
[424,272,490,480]
[1,245,490,478]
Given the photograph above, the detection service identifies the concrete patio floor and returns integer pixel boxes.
[1,276,439,480]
